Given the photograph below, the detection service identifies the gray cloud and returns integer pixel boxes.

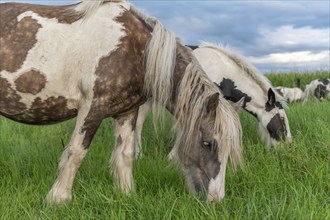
[133,1,329,72]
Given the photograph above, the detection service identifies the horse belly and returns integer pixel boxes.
[0,95,78,125]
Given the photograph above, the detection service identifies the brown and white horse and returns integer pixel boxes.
[0,0,242,204]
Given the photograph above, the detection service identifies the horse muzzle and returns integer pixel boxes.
[206,178,225,202]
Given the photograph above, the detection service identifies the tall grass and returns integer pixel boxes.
[0,73,329,219]
[267,71,330,88]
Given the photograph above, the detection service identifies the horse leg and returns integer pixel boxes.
[134,101,151,158]
[302,88,310,103]
[111,110,138,193]
[46,106,102,204]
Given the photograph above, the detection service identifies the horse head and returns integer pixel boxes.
[259,88,292,147]
[167,57,242,201]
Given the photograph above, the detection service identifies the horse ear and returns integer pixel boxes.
[207,93,219,113]
[232,97,245,112]
[267,88,276,106]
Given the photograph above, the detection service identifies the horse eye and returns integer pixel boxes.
[202,141,212,150]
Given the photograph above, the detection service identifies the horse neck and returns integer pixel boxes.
[166,44,203,115]
[193,45,268,121]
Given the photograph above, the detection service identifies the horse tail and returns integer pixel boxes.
[143,21,177,123]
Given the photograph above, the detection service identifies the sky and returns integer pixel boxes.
[3,0,330,73]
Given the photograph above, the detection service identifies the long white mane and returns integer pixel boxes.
[74,0,124,18]
[198,42,286,105]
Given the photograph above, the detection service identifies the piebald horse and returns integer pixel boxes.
[0,1,242,203]
[275,77,304,103]
[275,86,304,103]
[135,42,292,158]
[303,78,330,102]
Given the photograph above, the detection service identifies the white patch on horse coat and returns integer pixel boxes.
[0,3,130,110]
[207,151,229,201]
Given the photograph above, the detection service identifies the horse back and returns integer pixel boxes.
[0,2,150,124]
[193,46,265,108]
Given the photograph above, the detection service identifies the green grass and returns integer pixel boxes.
[0,73,329,219]
[267,71,330,88]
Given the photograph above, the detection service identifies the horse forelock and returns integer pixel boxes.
[174,62,243,170]
[198,42,285,107]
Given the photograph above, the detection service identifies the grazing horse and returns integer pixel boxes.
[135,42,292,156]
[303,78,330,102]
[0,0,242,203]
[275,86,304,103]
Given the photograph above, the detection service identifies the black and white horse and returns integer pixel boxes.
[303,78,330,102]
[275,86,304,103]
[135,42,292,158]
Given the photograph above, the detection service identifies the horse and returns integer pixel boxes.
[275,78,303,103]
[0,0,243,204]
[274,86,304,103]
[303,78,330,102]
[135,42,292,157]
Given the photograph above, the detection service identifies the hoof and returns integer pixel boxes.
[46,190,72,205]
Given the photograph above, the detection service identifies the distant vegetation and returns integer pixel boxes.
[267,71,330,88]
[0,72,329,219]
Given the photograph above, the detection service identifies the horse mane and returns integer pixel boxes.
[198,42,286,106]
[140,18,242,168]
[74,0,124,19]
[173,47,243,169]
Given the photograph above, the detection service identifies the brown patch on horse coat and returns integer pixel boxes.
[0,76,27,116]
[0,3,81,73]
[80,9,151,148]
[24,96,78,124]
[117,135,123,146]
[0,16,41,73]
[15,69,46,94]
[167,43,195,112]
[92,9,151,115]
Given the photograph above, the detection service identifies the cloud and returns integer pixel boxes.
[248,51,330,72]
[249,51,329,64]
[258,25,329,48]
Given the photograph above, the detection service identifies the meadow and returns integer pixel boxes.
[0,72,329,219]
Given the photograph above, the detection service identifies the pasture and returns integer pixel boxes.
[0,72,329,219]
